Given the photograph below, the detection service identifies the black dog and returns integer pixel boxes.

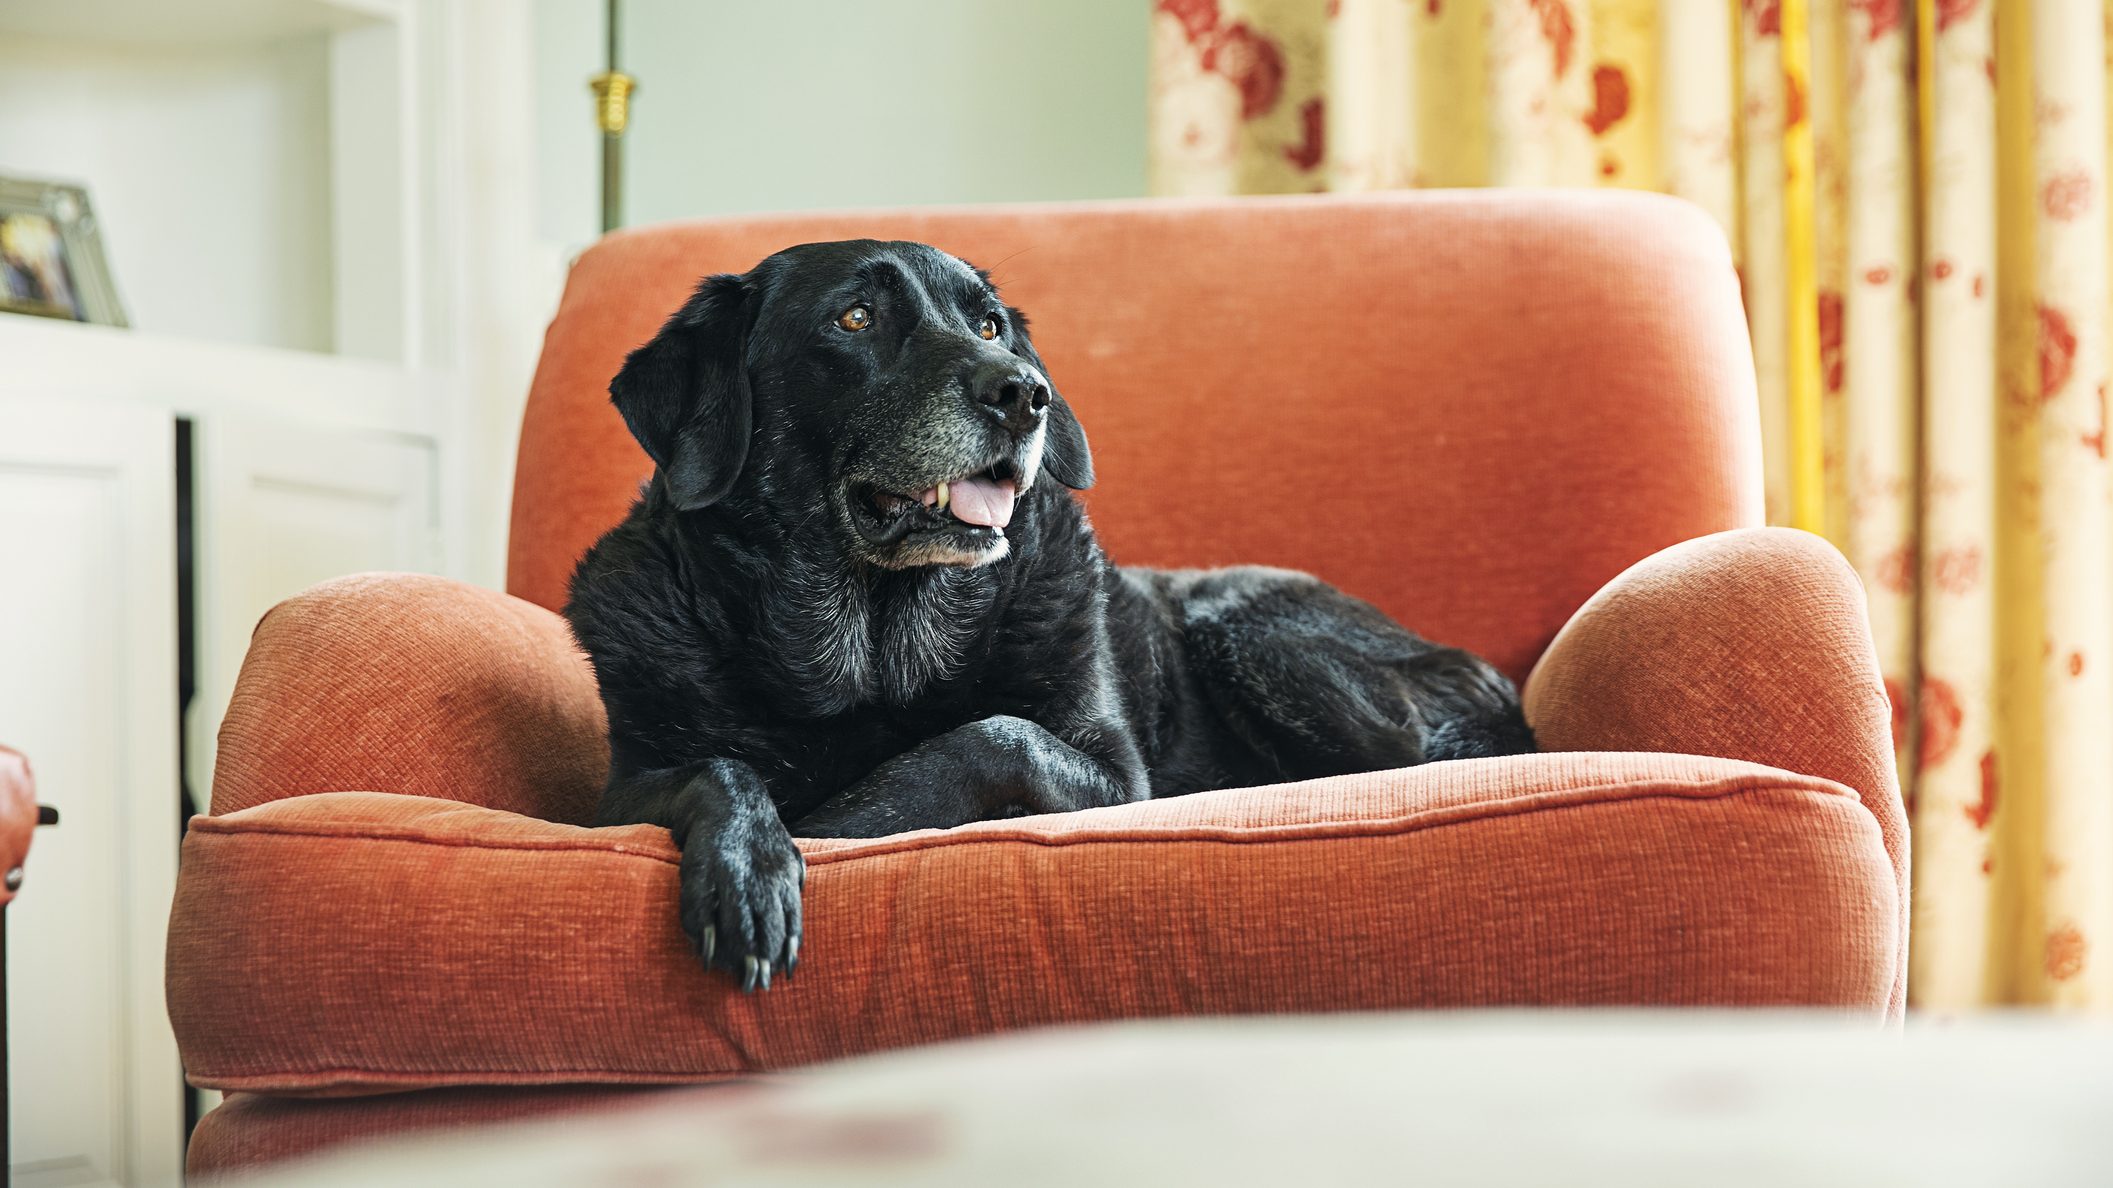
[566,240,1533,991]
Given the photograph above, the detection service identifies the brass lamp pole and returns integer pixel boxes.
[590,0,635,233]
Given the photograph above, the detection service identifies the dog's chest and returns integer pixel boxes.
[755,561,999,715]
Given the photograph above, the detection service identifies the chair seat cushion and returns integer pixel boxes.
[166,752,1897,1096]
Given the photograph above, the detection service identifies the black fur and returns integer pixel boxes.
[566,240,1533,991]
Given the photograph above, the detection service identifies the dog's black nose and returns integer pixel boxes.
[969,362,1050,431]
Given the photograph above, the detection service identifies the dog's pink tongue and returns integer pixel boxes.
[948,475,1016,528]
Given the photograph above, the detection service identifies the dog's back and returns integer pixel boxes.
[1107,565,1532,798]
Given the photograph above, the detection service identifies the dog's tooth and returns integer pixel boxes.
[936,481,950,511]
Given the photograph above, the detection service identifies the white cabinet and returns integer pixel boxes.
[0,320,449,1186]
[0,398,184,1188]
[0,0,541,1178]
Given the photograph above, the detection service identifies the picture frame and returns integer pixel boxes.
[0,175,127,327]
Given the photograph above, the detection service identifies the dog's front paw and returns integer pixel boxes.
[677,817,805,992]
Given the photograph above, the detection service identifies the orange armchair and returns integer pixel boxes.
[167,193,1905,1176]
[1,745,38,908]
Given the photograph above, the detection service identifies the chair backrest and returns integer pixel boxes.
[509,191,1762,682]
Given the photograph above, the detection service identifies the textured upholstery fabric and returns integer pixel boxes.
[509,191,1762,682]
[209,573,608,823]
[172,193,1905,1173]
[1525,527,1909,1016]
[170,752,1894,1097]
[188,1087,664,1180]
[0,744,34,906]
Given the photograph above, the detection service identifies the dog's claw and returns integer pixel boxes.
[787,936,800,975]
[673,800,802,991]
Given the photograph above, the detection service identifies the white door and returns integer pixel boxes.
[189,415,440,802]
[0,397,184,1188]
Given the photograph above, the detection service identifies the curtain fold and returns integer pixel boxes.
[1915,0,2000,1005]
[2021,0,2113,1009]
[1148,0,2113,1010]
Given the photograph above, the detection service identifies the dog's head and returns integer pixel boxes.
[610,239,1092,570]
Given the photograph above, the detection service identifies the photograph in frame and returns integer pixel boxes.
[0,175,127,327]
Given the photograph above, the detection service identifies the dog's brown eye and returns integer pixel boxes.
[978,315,1000,340]
[838,305,872,332]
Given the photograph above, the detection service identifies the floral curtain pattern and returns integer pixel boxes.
[1149,0,2113,1010]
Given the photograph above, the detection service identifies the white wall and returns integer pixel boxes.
[533,0,1149,251]
[0,34,335,352]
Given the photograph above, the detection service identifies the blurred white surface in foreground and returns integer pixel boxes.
[248,1012,2113,1187]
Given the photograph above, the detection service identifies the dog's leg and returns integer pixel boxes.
[599,758,803,990]
[1179,567,1534,779]
[790,715,1144,838]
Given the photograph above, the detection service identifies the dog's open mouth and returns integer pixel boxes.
[852,460,1021,544]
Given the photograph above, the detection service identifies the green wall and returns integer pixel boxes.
[536,0,1149,244]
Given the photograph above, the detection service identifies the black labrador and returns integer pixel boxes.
[565,240,1533,991]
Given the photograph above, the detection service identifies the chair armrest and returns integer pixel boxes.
[1523,527,1906,1015]
[1,745,34,905]
[212,574,609,824]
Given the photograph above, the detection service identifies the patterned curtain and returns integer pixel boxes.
[1149,0,2113,1011]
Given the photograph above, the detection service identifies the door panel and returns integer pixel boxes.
[0,398,183,1188]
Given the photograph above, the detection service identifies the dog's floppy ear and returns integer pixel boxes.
[1042,391,1094,490]
[1007,305,1094,490]
[610,274,752,511]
